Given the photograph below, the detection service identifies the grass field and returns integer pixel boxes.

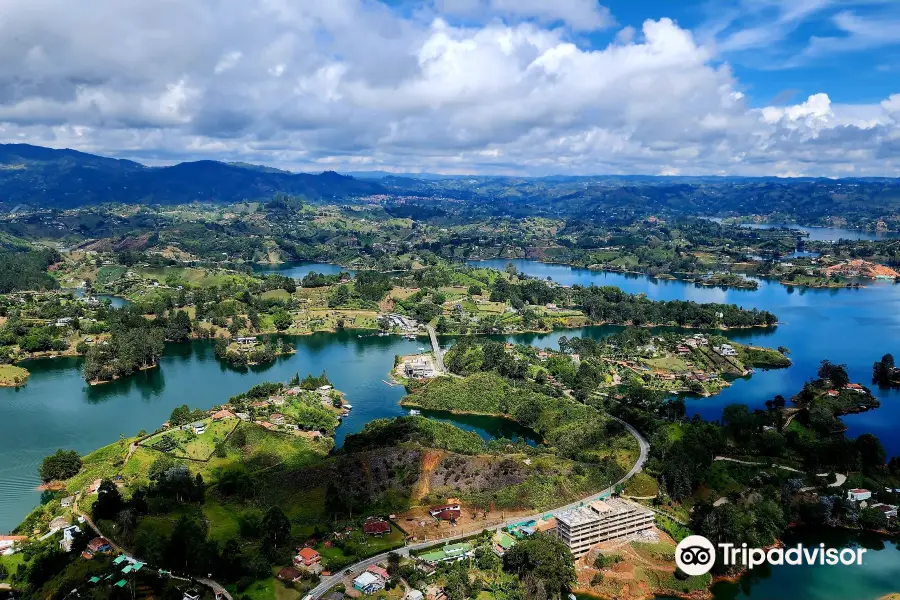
[140,418,238,460]
[0,364,29,386]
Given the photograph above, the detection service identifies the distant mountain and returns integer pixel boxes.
[0,144,386,207]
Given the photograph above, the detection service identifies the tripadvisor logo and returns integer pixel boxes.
[675,535,867,576]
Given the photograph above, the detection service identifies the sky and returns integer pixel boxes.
[0,0,899,177]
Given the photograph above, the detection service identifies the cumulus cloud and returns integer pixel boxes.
[0,0,896,176]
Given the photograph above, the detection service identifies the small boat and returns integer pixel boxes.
[409,409,421,416]
[418,347,426,352]
[343,404,352,410]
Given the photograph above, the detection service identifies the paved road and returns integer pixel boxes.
[426,325,445,374]
[304,415,649,600]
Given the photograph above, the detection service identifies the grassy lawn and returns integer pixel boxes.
[624,472,659,497]
[140,419,238,460]
[645,357,690,372]
[0,553,25,582]
[261,289,290,301]
[0,364,29,386]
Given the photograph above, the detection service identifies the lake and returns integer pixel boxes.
[469,259,900,458]
[654,530,899,600]
[251,261,354,279]
[0,332,536,533]
[705,219,900,242]
[4,257,900,534]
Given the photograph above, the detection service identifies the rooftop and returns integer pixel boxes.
[555,507,599,528]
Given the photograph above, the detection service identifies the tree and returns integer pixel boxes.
[859,507,888,531]
[93,479,124,521]
[169,404,192,426]
[467,284,482,296]
[855,434,886,471]
[272,309,292,331]
[503,533,575,599]
[818,360,850,389]
[873,353,896,385]
[261,506,291,550]
[39,449,83,482]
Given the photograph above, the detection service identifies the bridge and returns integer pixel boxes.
[426,325,445,374]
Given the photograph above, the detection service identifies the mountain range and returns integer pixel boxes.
[0,144,386,207]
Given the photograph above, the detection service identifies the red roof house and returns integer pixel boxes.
[363,519,391,536]
[294,547,320,567]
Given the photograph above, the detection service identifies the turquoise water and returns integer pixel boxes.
[0,333,533,532]
[4,255,900,537]
[704,219,900,241]
[469,259,900,458]
[251,261,354,279]
[655,530,899,600]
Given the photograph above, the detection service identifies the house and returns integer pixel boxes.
[676,345,692,355]
[0,536,27,556]
[844,383,865,393]
[270,413,285,425]
[49,515,69,532]
[276,566,302,582]
[407,591,425,600]
[715,344,738,357]
[270,396,285,406]
[60,496,75,508]
[86,479,103,494]
[293,547,320,567]
[55,317,73,327]
[871,503,898,519]
[363,518,391,536]
[235,336,258,347]
[353,571,385,594]
[211,409,234,421]
[537,351,549,361]
[418,543,474,564]
[87,537,112,555]
[183,590,201,600]
[317,385,333,392]
[429,505,461,521]
[366,565,390,580]
[235,412,251,421]
[191,421,207,435]
[826,390,840,397]
[258,421,275,430]
[848,489,872,502]
[492,532,516,557]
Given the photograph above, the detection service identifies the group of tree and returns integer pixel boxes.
[82,308,166,382]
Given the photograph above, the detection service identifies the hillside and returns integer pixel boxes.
[0,144,386,207]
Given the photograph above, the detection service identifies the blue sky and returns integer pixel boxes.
[0,0,898,176]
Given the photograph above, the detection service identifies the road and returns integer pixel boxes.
[305,415,649,600]
[426,325,445,374]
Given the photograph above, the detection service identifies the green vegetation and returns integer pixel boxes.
[39,449,83,482]
[343,416,488,455]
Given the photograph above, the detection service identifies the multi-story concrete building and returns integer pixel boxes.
[555,498,655,557]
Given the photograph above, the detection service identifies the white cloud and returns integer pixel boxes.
[0,0,896,176]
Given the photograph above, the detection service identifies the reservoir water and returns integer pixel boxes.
[3,251,900,566]
[470,259,900,458]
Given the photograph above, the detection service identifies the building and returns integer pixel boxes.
[276,567,302,582]
[353,571,385,594]
[848,489,872,502]
[60,495,74,508]
[715,344,738,357]
[871,503,898,519]
[366,565,390,580]
[0,535,27,556]
[363,518,391,536]
[211,409,234,421]
[844,383,865,393]
[191,421,207,435]
[429,504,461,521]
[270,413,285,425]
[555,498,654,557]
[294,547,320,567]
[418,542,474,564]
[492,532,516,557]
[86,537,112,555]
[235,336,258,347]
[407,591,425,600]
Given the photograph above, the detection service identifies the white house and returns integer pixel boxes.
[848,489,872,502]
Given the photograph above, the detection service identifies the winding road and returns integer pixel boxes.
[304,415,649,600]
